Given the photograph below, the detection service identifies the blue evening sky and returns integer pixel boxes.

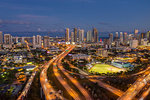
[0,0,150,32]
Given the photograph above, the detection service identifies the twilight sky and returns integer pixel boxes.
[0,0,150,32]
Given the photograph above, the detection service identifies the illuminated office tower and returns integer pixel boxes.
[93,28,98,42]
[134,29,139,39]
[0,31,3,44]
[36,35,41,45]
[65,28,69,42]
[71,32,74,43]
[86,31,92,42]
[78,29,84,43]
[123,32,128,45]
[81,29,84,42]
[4,34,12,45]
[74,28,77,42]
[114,32,119,41]
[4,34,12,48]
[33,35,42,48]
[146,31,150,42]
[120,32,123,44]
[109,33,113,43]
[43,36,50,48]
[36,35,42,47]
[33,36,36,48]
[78,29,82,42]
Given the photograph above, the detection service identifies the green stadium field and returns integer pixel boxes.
[89,64,125,73]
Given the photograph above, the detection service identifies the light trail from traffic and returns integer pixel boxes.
[53,45,81,100]
[118,69,150,100]
[40,59,64,100]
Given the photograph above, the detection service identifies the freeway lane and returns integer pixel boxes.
[40,59,64,100]
[118,69,150,100]
[58,47,92,100]
[53,45,81,100]
[139,86,150,100]
[89,79,124,97]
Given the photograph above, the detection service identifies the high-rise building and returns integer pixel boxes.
[65,28,69,42]
[141,33,146,39]
[0,31,3,44]
[4,34,12,45]
[109,33,113,43]
[93,28,98,42]
[4,34,12,48]
[130,39,138,48]
[71,32,74,43]
[21,37,25,43]
[134,29,139,39]
[120,32,123,44]
[146,31,150,43]
[81,29,84,42]
[33,36,36,48]
[86,31,92,42]
[74,28,77,42]
[78,29,84,43]
[37,35,42,47]
[114,32,119,41]
[33,35,42,48]
[43,36,50,48]
[103,39,110,48]
[124,32,128,45]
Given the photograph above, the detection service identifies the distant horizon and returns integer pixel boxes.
[1,30,147,38]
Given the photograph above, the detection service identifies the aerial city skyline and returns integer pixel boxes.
[0,0,150,100]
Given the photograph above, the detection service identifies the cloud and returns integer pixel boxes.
[0,19,33,25]
[18,14,49,19]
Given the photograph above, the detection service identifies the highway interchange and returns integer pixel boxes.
[17,45,150,100]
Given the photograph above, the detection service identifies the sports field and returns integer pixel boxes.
[89,64,125,73]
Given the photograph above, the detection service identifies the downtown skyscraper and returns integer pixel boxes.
[74,28,77,42]
[65,28,70,42]
[33,35,42,48]
[109,33,113,43]
[78,29,84,43]
[43,36,50,48]
[4,34,12,45]
[120,32,123,44]
[124,32,128,45]
[93,28,99,42]
[134,29,139,39]
[86,31,92,42]
[71,32,74,43]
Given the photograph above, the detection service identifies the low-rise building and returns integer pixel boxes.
[71,54,91,61]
